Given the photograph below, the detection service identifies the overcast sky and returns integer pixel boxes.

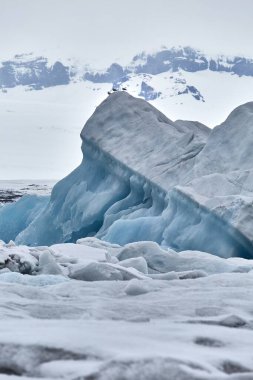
[1,0,253,67]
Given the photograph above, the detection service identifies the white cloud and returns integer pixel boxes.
[1,0,253,65]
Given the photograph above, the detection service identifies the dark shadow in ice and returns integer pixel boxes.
[186,314,247,329]
[194,337,225,348]
[0,343,96,376]
[220,361,252,375]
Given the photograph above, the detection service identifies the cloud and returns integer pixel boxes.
[1,0,253,65]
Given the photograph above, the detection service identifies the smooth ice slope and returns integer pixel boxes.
[4,93,253,258]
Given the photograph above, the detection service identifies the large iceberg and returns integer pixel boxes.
[1,92,253,258]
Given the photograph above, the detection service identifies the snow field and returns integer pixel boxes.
[0,238,252,378]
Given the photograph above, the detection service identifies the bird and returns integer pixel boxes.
[122,87,127,91]
[112,88,117,92]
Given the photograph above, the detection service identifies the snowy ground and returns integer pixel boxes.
[0,238,252,379]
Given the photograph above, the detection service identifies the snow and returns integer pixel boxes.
[0,272,69,286]
[119,257,148,274]
[0,239,252,377]
[51,242,107,261]
[37,359,102,379]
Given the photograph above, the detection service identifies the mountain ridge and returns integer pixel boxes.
[2,47,253,102]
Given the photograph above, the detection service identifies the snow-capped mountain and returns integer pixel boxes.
[1,46,253,179]
[2,47,253,94]
[0,47,253,105]
[0,54,70,90]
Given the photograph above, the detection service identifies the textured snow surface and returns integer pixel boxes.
[0,239,252,379]
[4,92,253,259]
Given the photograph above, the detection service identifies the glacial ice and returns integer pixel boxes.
[0,195,48,244]
[1,92,253,259]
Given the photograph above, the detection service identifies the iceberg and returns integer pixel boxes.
[0,195,49,244]
[1,92,253,258]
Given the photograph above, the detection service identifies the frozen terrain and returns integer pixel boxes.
[0,238,252,379]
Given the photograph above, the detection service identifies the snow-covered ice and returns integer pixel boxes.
[0,239,251,378]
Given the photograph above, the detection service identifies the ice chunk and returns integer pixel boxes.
[0,245,38,274]
[69,261,123,281]
[117,241,178,272]
[5,240,16,247]
[118,242,252,274]
[38,250,63,275]
[220,315,247,328]
[124,279,151,296]
[111,263,149,280]
[77,236,121,252]
[105,251,119,264]
[119,257,148,274]
[51,243,107,262]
